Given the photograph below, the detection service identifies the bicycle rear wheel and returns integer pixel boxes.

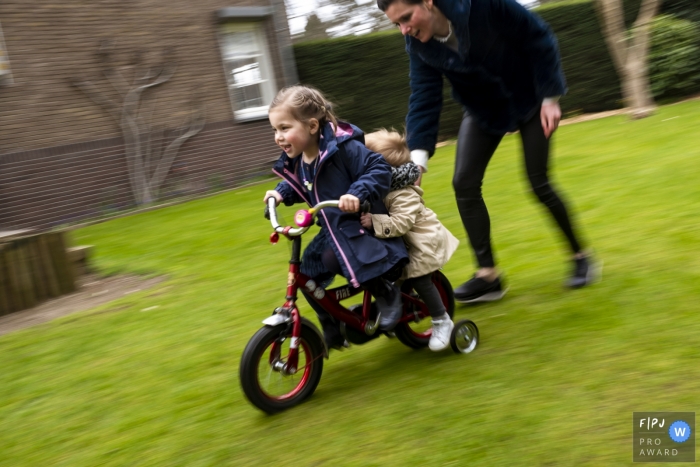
[394,271,455,349]
[239,323,324,414]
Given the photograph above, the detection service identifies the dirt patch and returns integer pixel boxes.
[0,274,166,336]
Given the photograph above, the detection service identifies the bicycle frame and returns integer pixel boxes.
[266,233,379,371]
[284,234,377,331]
[263,198,433,372]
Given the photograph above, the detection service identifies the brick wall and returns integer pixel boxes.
[0,119,278,230]
[0,0,292,230]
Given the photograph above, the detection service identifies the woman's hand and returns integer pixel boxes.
[264,190,283,205]
[360,212,373,229]
[540,101,561,139]
[338,194,360,212]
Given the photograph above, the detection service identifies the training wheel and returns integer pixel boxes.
[450,319,479,354]
[295,209,313,227]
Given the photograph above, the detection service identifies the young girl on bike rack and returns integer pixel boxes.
[361,129,460,351]
[263,85,409,349]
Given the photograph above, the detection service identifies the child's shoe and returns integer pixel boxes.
[376,283,403,331]
[321,322,348,350]
[429,314,454,351]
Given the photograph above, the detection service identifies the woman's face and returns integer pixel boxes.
[384,0,436,43]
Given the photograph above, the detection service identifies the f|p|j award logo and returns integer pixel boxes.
[634,412,695,462]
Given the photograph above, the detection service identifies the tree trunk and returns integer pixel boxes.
[595,0,662,118]
[71,45,202,206]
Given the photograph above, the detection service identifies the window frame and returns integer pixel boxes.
[217,20,276,122]
[0,22,13,85]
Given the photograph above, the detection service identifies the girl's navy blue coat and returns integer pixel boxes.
[272,121,409,288]
[405,0,568,154]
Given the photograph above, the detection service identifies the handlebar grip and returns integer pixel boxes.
[360,200,371,214]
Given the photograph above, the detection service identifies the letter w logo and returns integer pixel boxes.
[674,427,687,437]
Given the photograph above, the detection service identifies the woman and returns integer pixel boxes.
[377,0,597,302]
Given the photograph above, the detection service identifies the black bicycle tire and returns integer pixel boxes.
[394,271,455,349]
[239,323,324,414]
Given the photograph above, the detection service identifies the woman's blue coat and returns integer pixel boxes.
[405,0,568,154]
[272,121,409,287]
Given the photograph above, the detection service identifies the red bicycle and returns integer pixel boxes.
[239,198,479,414]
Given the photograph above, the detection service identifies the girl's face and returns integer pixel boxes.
[269,106,320,160]
[384,0,436,43]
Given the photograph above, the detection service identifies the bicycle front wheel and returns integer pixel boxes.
[239,323,324,414]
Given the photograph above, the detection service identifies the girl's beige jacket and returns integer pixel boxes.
[370,185,459,280]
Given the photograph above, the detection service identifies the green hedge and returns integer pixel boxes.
[662,0,700,23]
[649,15,700,101]
[294,0,700,140]
[537,0,621,114]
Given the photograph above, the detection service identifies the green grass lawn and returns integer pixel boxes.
[1,100,699,466]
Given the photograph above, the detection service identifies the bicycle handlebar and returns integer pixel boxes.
[265,198,370,238]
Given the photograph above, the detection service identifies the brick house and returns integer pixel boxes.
[0,0,297,230]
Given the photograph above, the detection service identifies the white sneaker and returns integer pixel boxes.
[429,316,454,351]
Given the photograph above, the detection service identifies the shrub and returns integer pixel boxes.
[649,15,700,100]
[293,0,700,140]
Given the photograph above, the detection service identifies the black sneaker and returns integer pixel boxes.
[322,323,349,350]
[567,255,600,288]
[454,275,507,303]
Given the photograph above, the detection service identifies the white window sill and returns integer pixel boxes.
[234,106,270,122]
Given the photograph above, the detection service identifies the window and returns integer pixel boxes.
[0,23,12,84]
[219,22,276,122]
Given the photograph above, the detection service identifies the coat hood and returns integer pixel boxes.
[317,120,365,162]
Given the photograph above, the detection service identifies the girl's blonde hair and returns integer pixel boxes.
[364,129,410,167]
[269,85,338,129]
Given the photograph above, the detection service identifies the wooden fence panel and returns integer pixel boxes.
[0,245,11,315]
[0,231,77,315]
[37,234,61,298]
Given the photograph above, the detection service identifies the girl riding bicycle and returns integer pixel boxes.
[263,85,409,349]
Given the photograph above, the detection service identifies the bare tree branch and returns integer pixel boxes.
[72,41,203,205]
[68,78,121,122]
[150,109,205,199]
